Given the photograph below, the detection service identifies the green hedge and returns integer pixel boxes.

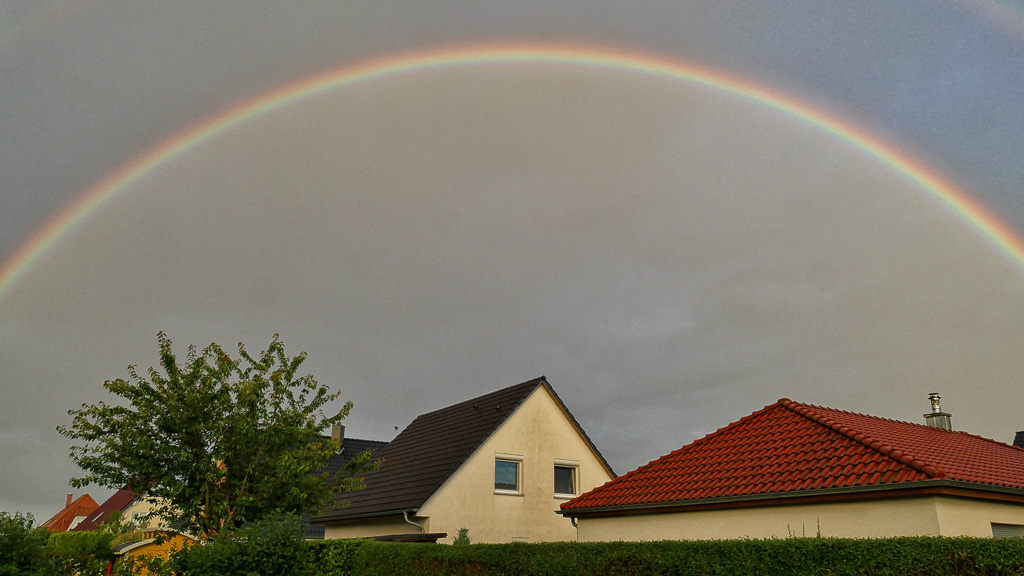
[7,512,1021,576]
[349,538,1024,576]
[306,539,367,576]
[48,530,116,576]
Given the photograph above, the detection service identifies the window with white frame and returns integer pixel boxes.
[494,453,523,494]
[554,459,579,497]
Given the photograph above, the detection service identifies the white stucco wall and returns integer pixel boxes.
[933,497,1024,537]
[574,495,1024,541]
[414,386,614,544]
[122,498,168,531]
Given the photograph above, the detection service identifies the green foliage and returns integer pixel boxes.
[0,513,54,576]
[240,515,306,576]
[452,528,470,547]
[155,515,306,576]
[305,538,366,576]
[59,332,372,540]
[100,511,132,536]
[47,530,116,576]
[349,537,1024,576]
[92,534,1024,576]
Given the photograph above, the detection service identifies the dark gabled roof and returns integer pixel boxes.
[70,488,139,532]
[304,437,388,539]
[561,398,1024,515]
[316,376,611,522]
[322,437,390,477]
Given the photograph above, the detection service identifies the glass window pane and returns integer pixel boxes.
[495,460,519,491]
[554,465,575,494]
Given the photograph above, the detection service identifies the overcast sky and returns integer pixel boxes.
[3,1,1024,521]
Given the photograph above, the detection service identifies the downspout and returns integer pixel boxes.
[402,510,425,534]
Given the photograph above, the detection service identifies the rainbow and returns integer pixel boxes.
[3,43,1024,300]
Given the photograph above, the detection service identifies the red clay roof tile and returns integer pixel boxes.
[562,399,1024,512]
[42,494,99,532]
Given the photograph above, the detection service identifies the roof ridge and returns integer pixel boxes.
[779,401,1020,450]
[344,437,389,444]
[778,398,945,479]
[414,376,546,420]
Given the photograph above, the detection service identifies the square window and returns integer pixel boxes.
[495,459,520,492]
[554,465,576,496]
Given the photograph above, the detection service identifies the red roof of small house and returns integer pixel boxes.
[70,488,139,531]
[561,399,1024,513]
[42,494,99,532]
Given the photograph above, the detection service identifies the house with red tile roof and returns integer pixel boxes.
[67,487,170,532]
[559,397,1024,540]
[69,488,139,532]
[314,377,616,544]
[42,493,99,532]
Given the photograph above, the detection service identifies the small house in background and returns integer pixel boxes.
[314,377,616,543]
[42,493,98,532]
[69,487,170,533]
[560,395,1024,540]
[112,530,195,576]
[303,427,388,539]
[68,487,152,532]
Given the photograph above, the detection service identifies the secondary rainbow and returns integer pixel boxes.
[3,43,1024,300]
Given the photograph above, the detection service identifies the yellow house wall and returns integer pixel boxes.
[412,386,614,544]
[120,534,193,576]
[576,496,1024,541]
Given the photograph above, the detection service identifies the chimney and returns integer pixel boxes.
[923,393,952,430]
[1013,431,1024,448]
[332,424,344,447]
[65,494,73,509]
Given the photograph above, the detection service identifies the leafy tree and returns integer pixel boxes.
[0,512,53,576]
[59,332,372,540]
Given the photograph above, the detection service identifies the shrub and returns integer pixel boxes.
[305,538,366,576]
[452,528,471,547]
[47,530,116,576]
[158,515,306,576]
[242,514,306,576]
[0,513,54,576]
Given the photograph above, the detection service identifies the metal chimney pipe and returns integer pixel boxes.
[924,393,952,430]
